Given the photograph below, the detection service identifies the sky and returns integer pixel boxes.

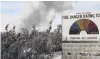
[1,1,100,32]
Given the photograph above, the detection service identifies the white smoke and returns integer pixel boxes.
[20,1,74,31]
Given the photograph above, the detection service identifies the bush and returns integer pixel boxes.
[1,24,62,59]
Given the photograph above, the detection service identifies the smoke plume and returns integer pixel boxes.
[20,1,74,31]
